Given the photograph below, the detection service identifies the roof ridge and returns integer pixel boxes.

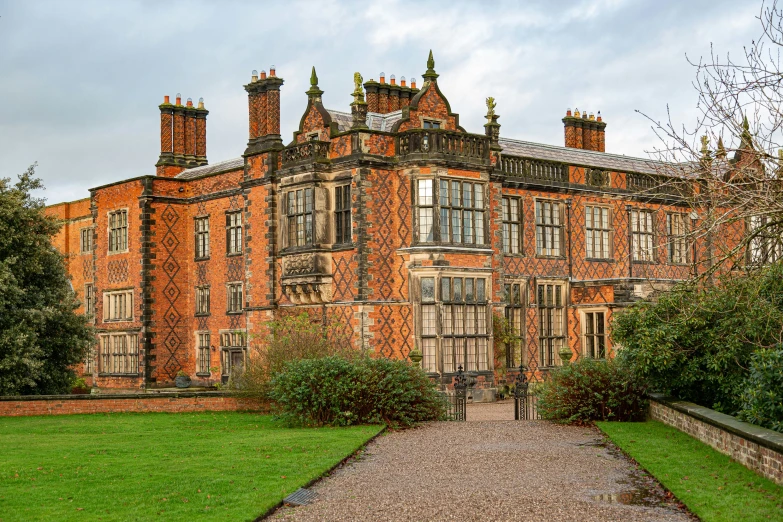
[498,137,663,165]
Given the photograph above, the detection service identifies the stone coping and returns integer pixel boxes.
[0,390,236,402]
[650,393,783,454]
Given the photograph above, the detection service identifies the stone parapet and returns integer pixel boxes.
[649,394,783,486]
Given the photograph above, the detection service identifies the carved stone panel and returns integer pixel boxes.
[284,253,316,276]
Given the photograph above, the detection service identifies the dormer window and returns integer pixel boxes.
[307,132,320,141]
[423,120,441,129]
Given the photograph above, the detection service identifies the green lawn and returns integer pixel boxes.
[0,412,383,522]
[597,420,783,522]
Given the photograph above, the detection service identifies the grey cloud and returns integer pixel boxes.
[0,0,762,204]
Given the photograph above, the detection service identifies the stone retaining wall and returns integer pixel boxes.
[649,394,783,486]
[0,391,265,417]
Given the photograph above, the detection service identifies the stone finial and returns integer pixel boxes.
[484,96,501,148]
[486,96,497,119]
[700,135,710,154]
[352,71,365,103]
[716,136,727,159]
[740,114,753,149]
[423,49,439,81]
[306,66,324,100]
[700,135,712,162]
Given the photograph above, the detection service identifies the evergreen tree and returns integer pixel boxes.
[0,164,93,395]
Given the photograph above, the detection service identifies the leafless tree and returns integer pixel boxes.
[640,0,783,280]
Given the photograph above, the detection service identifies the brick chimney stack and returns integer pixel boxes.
[245,66,285,155]
[156,93,208,177]
[363,73,418,115]
[563,108,606,152]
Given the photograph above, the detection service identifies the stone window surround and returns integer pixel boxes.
[412,172,489,247]
[411,267,493,376]
[535,278,568,368]
[503,277,527,369]
[666,212,690,265]
[97,331,140,376]
[106,208,129,255]
[277,173,354,252]
[585,204,614,261]
[533,198,565,259]
[195,330,211,376]
[102,288,134,323]
[580,306,609,360]
[194,215,210,260]
[79,226,94,254]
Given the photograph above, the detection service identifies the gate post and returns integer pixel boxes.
[453,365,467,422]
[514,364,530,420]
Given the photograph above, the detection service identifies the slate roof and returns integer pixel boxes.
[175,157,244,179]
[174,129,679,180]
[499,137,669,176]
[327,109,403,132]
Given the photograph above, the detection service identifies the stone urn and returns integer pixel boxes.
[409,348,423,367]
[559,347,574,365]
[175,372,191,388]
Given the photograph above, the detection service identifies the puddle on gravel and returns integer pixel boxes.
[588,437,685,512]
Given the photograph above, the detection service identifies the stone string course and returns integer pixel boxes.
[0,392,264,417]
[649,395,783,486]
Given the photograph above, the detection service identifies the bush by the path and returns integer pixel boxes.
[535,358,648,423]
[738,345,783,432]
[270,356,447,428]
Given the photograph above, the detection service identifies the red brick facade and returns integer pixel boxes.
[46,54,747,393]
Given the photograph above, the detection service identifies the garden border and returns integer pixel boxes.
[0,391,265,416]
[649,393,783,485]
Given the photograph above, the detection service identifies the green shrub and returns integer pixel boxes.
[269,356,447,428]
[612,261,783,414]
[535,358,648,423]
[738,346,783,433]
[231,312,359,397]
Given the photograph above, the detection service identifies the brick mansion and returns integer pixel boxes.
[46,52,748,392]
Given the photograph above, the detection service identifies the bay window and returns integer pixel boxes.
[415,178,486,245]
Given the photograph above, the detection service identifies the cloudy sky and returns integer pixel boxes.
[0,0,764,204]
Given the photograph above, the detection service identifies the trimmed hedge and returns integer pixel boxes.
[269,356,447,428]
[535,358,648,423]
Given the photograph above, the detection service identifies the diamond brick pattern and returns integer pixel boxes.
[48,65,757,393]
[159,204,183,379]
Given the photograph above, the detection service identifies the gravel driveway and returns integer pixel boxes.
[270,402,691,522]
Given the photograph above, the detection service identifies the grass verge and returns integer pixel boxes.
[596,420,783,522]
[0,412,383,522]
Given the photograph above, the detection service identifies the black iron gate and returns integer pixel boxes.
[440,366,468,421]
[514,365,539,420]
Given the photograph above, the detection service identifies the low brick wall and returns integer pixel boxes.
[649,394,783,486]
[0,391,265,417]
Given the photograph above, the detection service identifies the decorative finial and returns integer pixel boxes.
[717,136,726,159]
[740,114,753,149]
[484,96,500,145]
[352,72,365,104]
[486,97,497,118]
[306,66,324,100]
[700,135,709,154]
[423,49,439,81]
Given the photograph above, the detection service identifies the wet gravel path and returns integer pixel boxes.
[270,403,691,522]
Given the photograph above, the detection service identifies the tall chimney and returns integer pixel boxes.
[156,94,208,177]
[244,66,284,156]
[364,79,380,113]
[388,75,400,112]
[563,108,606,152]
